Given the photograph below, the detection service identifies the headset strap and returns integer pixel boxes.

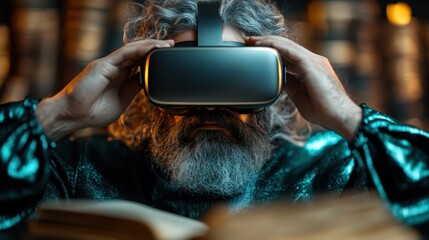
[197,1,223,46]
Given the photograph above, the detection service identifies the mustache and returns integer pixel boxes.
[175,109,248,143]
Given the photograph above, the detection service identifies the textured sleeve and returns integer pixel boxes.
[0,97,55,230]
[351,103,429,227]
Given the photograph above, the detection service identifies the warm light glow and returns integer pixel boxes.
[0,25,10,87]
[308,0,326,32]
[386,2,412,26]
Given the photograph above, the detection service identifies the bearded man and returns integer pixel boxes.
[1,0,429,232]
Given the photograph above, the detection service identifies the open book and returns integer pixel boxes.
[28,199,208,240]
[28,191,421,240]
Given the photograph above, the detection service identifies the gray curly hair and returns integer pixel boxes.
[108,0,311,149]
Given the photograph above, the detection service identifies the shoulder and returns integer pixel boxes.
[54,133,149,168]
[274,129,351,161]
[272,130,355,185]
[56,134,128,155]
[303,130,351,158]
[260,130,361,201]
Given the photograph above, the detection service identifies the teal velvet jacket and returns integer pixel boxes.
[1,98,429,232]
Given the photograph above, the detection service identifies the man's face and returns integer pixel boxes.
[148,27,274,196]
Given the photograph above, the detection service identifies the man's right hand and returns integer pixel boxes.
[35,39,174,140]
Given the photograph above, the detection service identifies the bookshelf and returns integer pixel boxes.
[0,0,427,130]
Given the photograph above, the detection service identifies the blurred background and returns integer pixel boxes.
[0,0,428,131]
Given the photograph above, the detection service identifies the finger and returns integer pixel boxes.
[244,36,257,46]
[284,72,301,97]
[250,36,346,92]
[118,72,143,107]
[105,39,175,67]
[246,36,312,65]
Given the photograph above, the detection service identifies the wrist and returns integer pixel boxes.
[335,104,362,141]
[35,95,84,140]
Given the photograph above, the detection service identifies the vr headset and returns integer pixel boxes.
[140,1,285,114]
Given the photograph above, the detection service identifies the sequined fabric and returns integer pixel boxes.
[0,98,54,230]
[0,98,428,232]
[352,104,429,226]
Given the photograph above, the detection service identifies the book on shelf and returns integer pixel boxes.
[27,191,421,240]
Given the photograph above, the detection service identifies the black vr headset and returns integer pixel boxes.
[140,1,285,114]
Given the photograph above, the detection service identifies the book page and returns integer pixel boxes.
[36,199,209,240]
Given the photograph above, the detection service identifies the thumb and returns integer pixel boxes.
[284,72,301,100]
[119,72,143,108]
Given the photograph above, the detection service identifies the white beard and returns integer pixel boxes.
[149,109,273,196]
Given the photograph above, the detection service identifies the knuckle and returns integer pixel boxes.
[319,56,330,65]
[88,59,110,71]
[123,42,132,48]
[141,39,158,45]
[312,54,329,64]
[87,60,99,68]
[153,43,164,48]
